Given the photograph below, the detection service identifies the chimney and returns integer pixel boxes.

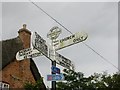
[18,24,31,48]
[18,24,31,78]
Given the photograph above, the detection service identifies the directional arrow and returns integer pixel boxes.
[16,47,74,69]
[47,74,64,81]
[53,32,88,50]
[16,48,42,60]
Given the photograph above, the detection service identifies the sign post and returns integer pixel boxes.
[16,26,88,90]
[47,26,62,90]
[51,40,57,90]
[52,61,56,90]
[31,31,74,69]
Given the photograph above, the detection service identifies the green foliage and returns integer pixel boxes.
[57,69,120,90]
[24,77,43,90]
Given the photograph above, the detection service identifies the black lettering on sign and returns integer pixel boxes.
[24,55,27,59]
[53,43,59,46]
[19,51,23,56]
[65,63,70,69]
[59,61,65,67]
[61,56,70,64]
[59,60,70,69]
[60,34,75,43]
[35,32,46,43]
[53,40,59,43]
[19,49,32,56]
[28,52,41,58]
[36,43,48,56]
[72,34,75,38]
[73,37,82,43]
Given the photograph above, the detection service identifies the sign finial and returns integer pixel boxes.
[47,26,62,40]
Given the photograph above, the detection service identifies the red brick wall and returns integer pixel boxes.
[1,26,36,88]
[1,60,35,88]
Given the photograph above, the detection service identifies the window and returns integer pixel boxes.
[0,82,9,90]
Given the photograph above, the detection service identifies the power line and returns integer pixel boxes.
[82,42,119,71]
[29,1,119,71]
[29,0,73,35]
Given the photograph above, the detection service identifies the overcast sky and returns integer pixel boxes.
[2,1,118,88]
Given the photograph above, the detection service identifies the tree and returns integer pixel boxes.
[101,72,120,89]
[56,69,120,90]
[57,69,88,90]
[24,77,44,90]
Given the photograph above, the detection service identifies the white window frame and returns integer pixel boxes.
[0,82,9,90]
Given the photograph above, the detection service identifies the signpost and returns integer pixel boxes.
[53,32,88,50]
[47,26,62,90]
[16,26,88,90]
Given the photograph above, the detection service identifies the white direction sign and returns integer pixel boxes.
[55,52,74,69]
[32,32,49,57]
[16,48,42,60]
[53,32,88,50]
[32,32,57,63]
[16,46,74,69]
[32,32,74,69]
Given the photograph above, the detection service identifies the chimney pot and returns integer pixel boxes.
[18,24,31,35]
[23,24,27,29]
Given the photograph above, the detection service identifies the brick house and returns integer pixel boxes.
[0,24,46,89]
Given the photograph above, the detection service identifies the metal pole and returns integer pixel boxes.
[47,26,61,90]
[52,61,56,90]
[51,40,56,90]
